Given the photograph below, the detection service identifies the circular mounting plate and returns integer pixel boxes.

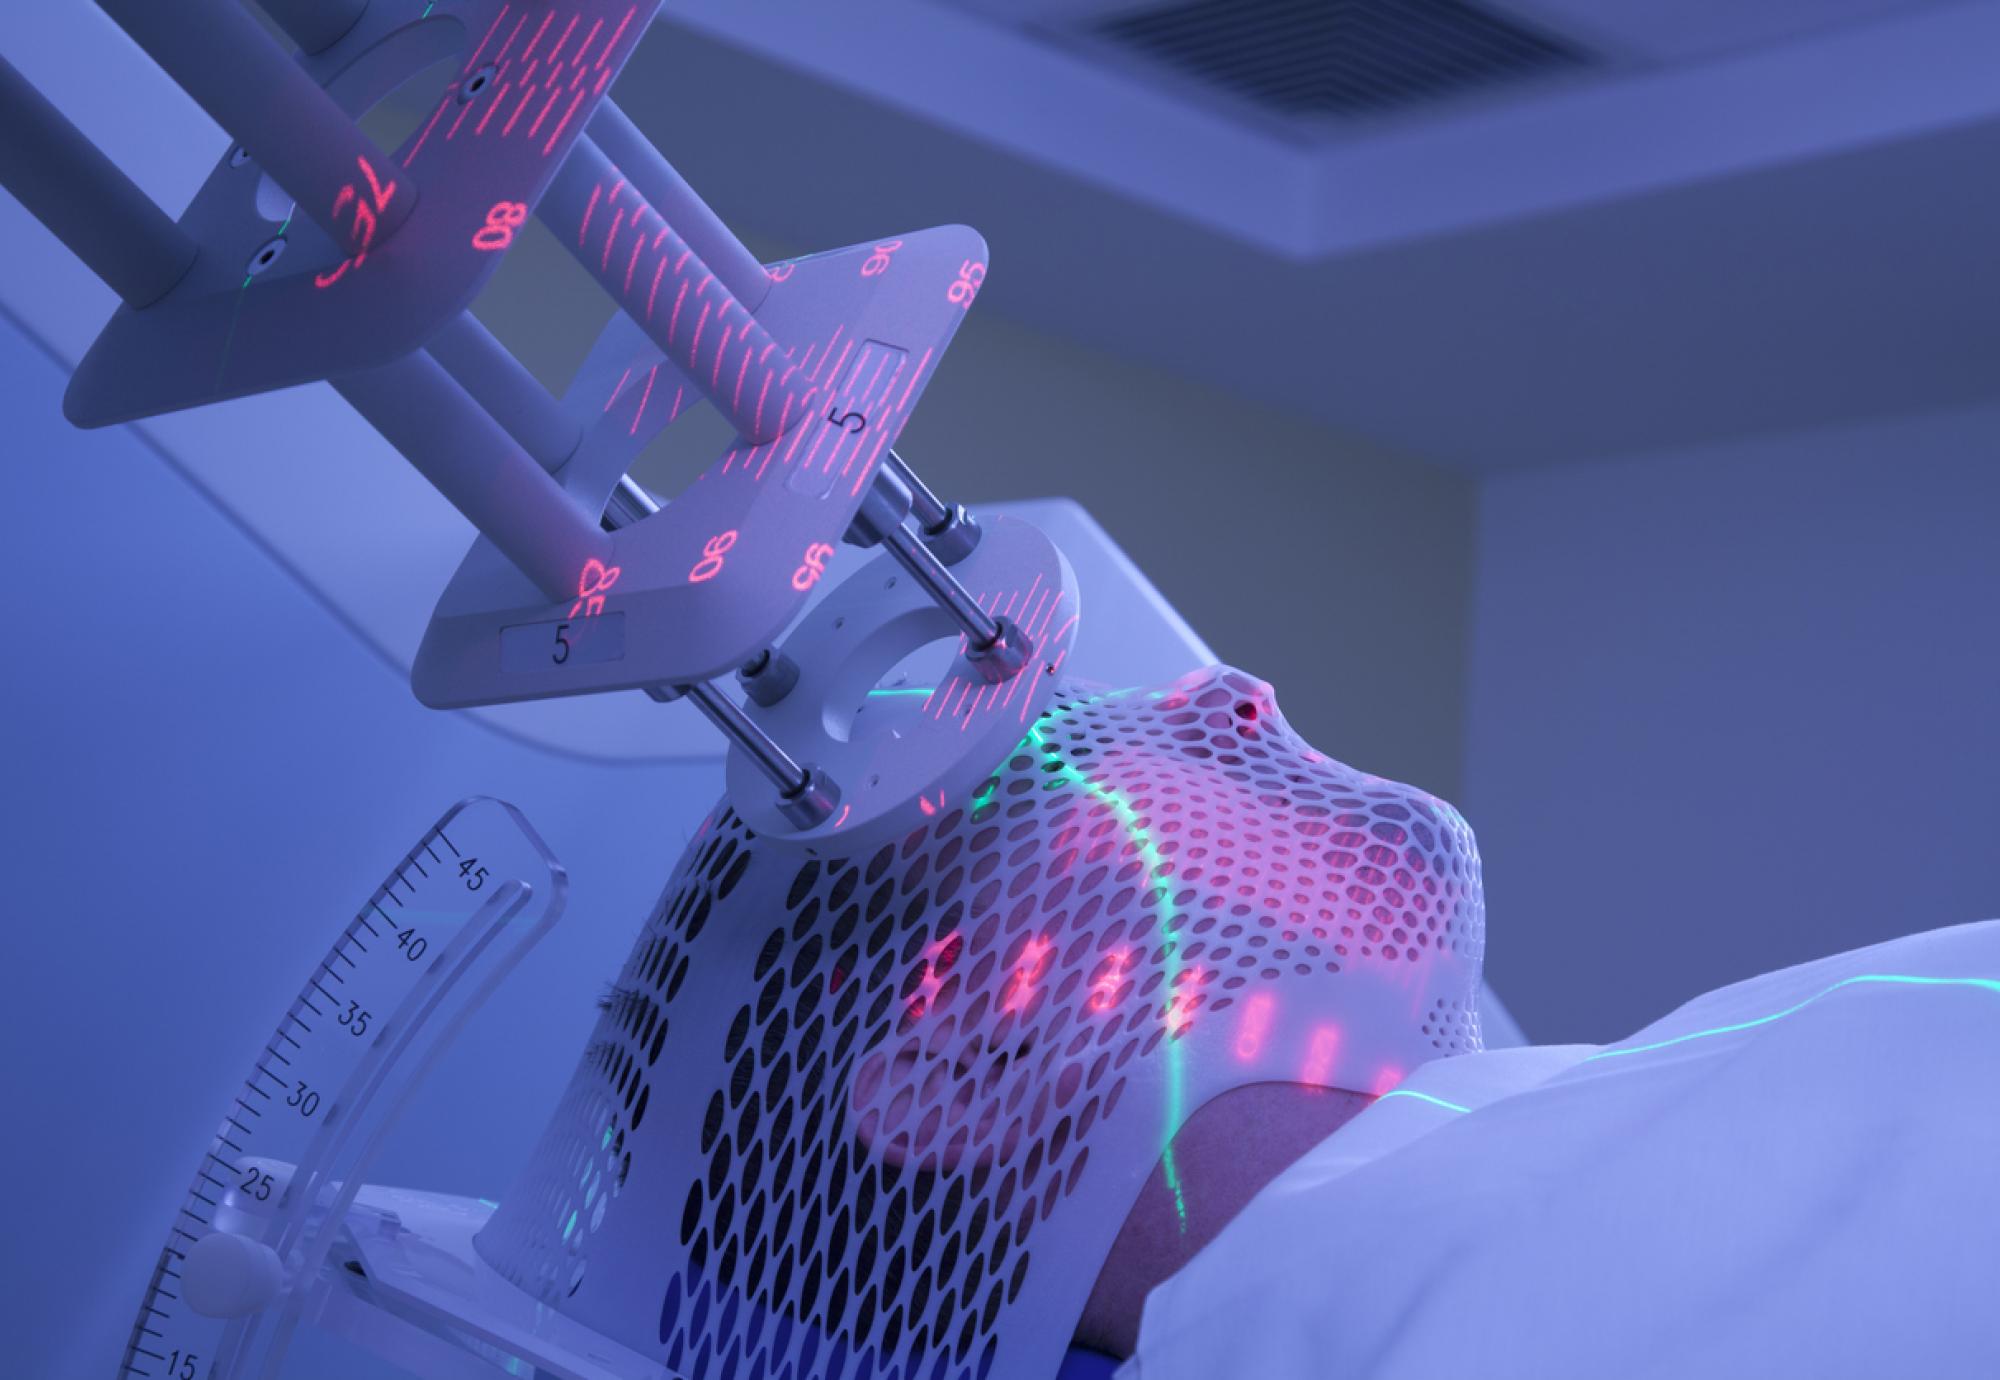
[726,515,1079,854]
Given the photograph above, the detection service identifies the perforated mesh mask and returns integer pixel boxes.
[477,666,1486,1379]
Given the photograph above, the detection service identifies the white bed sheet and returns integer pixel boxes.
[1123,921,2000,1379]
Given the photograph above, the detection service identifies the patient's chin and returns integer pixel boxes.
[1075,1082,1377,1358]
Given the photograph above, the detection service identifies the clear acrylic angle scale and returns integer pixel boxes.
[118,798,565,1380]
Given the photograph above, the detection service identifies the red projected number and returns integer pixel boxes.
[790,542,835,592]
[1090,946,1131,1013]
[1002,935,1053,1014]
[313,154,399,290]
[860,239,904,278]
[473,201,530,252]
[569,556,622,618]
[947,259,985,308]
[689,530,738,584]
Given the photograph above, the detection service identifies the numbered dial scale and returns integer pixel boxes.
[120,799,565,1380]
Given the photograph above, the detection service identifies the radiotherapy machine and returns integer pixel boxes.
[9,4,1993,1380]
[0,4,1499,1376]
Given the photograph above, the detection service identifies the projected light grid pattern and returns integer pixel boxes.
[476,667,1485,1379]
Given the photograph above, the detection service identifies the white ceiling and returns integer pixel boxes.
[622,0,2000,470]
[943,0,1955,66]
[1492,0,1954,63]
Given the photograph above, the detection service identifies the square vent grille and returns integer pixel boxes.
[1091,0,1594,120]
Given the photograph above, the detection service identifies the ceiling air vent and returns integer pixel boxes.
[1093,0,1594,119]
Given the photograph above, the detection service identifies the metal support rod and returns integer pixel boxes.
[428,313,582,473]
[610,487,835,823]
[0,56,197,309]
[682,682,811,795]
[885,448,950,533]
[538,135,803,444]
[95,0,414,258]
[333,352,611,604]
[880,521,1003,650]
[587,100,772,316]
[257,0,370,55]
[602,474,662,529]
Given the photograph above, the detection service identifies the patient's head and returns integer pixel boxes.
[838,669,1487,1355]
[479,667,1486,1378]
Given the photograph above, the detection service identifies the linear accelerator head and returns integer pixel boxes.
[475,666,1486,1379]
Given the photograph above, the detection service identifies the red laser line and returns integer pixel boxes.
[667,280,690,343]
[518,11,555,62]
[597,6,637,68]
[572,16,604,66]
[406,96,451,160]
[474,82,512,134]
[502,83,539,136]
[600,206,626,270]
[898,347,933,408]
[968,590,1027,726]
[623,221,647,292]
[756,396,796,479]
[781,394,817,466]
[604,364,631,411]
[545,13,580,63]
[543,84,591,155]
[947,674,976,722]
[528,84,566,138]
[852,410,900,495]
[646,254,669,319]
[465,4,512,71]
[821,339,856,396]
[999,588,1053,715]
[753,371,774,436]
[490,10,531,67]
[710,324,732,390]
[688,302,712,370]
[630,363,659,435]
[812,326,847,381]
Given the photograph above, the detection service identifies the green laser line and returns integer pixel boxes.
[1027,715,1190,1230]
[1584,972,2000,1062]
[1375,1089,1473,1114]
[1362,973,2000,1125]
[215,210,293,388]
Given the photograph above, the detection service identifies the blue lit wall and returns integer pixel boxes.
[0,310,717,1376]
[1463,414,2000,1042]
